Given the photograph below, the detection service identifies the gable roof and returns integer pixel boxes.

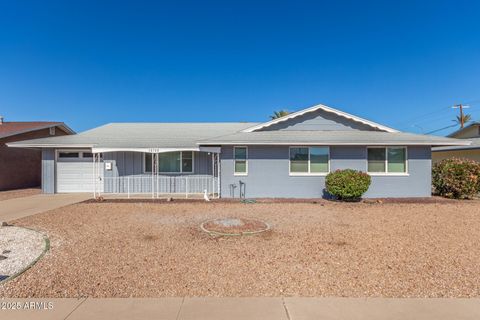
[0,121,75,139]
[447,122,480,138]
[241,104,399,133]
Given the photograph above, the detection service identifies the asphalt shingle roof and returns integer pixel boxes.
[8,123,259,149]
[0,122,73,139]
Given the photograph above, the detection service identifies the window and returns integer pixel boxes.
[234,146,248,175]
[145,151,194,173]
[367,147,407,174]
[49,127,55,136]
[58,152,79,158]
[82,152,93,158]
[289,147,329,174]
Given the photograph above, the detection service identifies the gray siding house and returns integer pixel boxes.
[9,104,469,198]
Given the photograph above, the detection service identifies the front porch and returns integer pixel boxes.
[91,148,221,199]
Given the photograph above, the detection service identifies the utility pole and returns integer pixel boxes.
[452,104,470,128]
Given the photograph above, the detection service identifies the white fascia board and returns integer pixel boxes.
[7,143,95,148]
[241,104,399,133]
[92,147,201,153]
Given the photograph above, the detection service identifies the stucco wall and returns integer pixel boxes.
[432,150,480,164]
[220,145,432,198]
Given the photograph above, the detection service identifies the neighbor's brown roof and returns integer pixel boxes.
[0,122,75,138]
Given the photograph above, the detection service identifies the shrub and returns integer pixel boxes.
[325,169,371,201]
[432,158,480,199]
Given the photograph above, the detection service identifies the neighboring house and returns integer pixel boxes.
[8,104,469,198]
[0,118,74,190]
[432,122,480,163]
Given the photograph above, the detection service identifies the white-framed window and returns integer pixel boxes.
[367,146,408,175]
[49,127,56,136]
[234,146,248,175]
[57,150,97,159]
[289,146,330,175]
[144,151,194,173]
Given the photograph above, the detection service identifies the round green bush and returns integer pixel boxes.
[325,169,371,201]
[432,158,480,199]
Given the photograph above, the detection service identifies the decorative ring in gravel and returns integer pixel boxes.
[0,226,49,283]
[200,218,270,236]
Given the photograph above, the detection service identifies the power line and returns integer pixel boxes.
[425,124,458,135]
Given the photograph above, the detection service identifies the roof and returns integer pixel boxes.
[241,104,399,133]
[8,122,258,150]
[7,104,470,150]
[198,130,470,146]
[0,121,75,139]
[432,137,480,152]
[447,122,480,138]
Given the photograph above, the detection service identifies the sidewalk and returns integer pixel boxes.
[0,193,90,222]
[1,297,479,320]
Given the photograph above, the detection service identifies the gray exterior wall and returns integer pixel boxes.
[260,109,380,131]
[220,145,432,198]
[41,148,55,194]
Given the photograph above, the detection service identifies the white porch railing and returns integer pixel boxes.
[101,175,218,198]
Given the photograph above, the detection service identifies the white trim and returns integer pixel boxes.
[7,143,95,148]
[289,146,330,176]
[233,146,248,176]
[366,146,409,175]
[241,104,399,133]
[93,147,200,153]
[143,151,195,174]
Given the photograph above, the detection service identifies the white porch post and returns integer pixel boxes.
[151,152,154,199]
[156,153,159,198]
[216,152,220,198]
[211,153,214,196]
[93,152,96,199]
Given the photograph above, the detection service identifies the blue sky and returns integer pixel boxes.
[1,1,479,134]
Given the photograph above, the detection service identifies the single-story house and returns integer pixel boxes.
[8,104,469,198]
[0,117,74,190]
[432,122,480,163]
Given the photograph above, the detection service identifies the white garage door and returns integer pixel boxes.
[56,151,104,193]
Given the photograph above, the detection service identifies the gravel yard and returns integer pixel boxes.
[0,226,47,279]
[1,199,479,298]
[0,188,41,201]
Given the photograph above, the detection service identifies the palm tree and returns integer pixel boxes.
[270,110,290,120]
[453,113,472,128]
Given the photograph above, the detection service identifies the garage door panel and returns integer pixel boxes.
[57,161,103,193]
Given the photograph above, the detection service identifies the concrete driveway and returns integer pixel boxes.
[0,193,90,222]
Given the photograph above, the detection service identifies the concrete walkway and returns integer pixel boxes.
[0,193,90,222]
[1,298,479,320]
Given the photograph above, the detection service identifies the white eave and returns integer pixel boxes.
[7,143,95,148]
[241,104,399,133]
[198,141,471,146]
